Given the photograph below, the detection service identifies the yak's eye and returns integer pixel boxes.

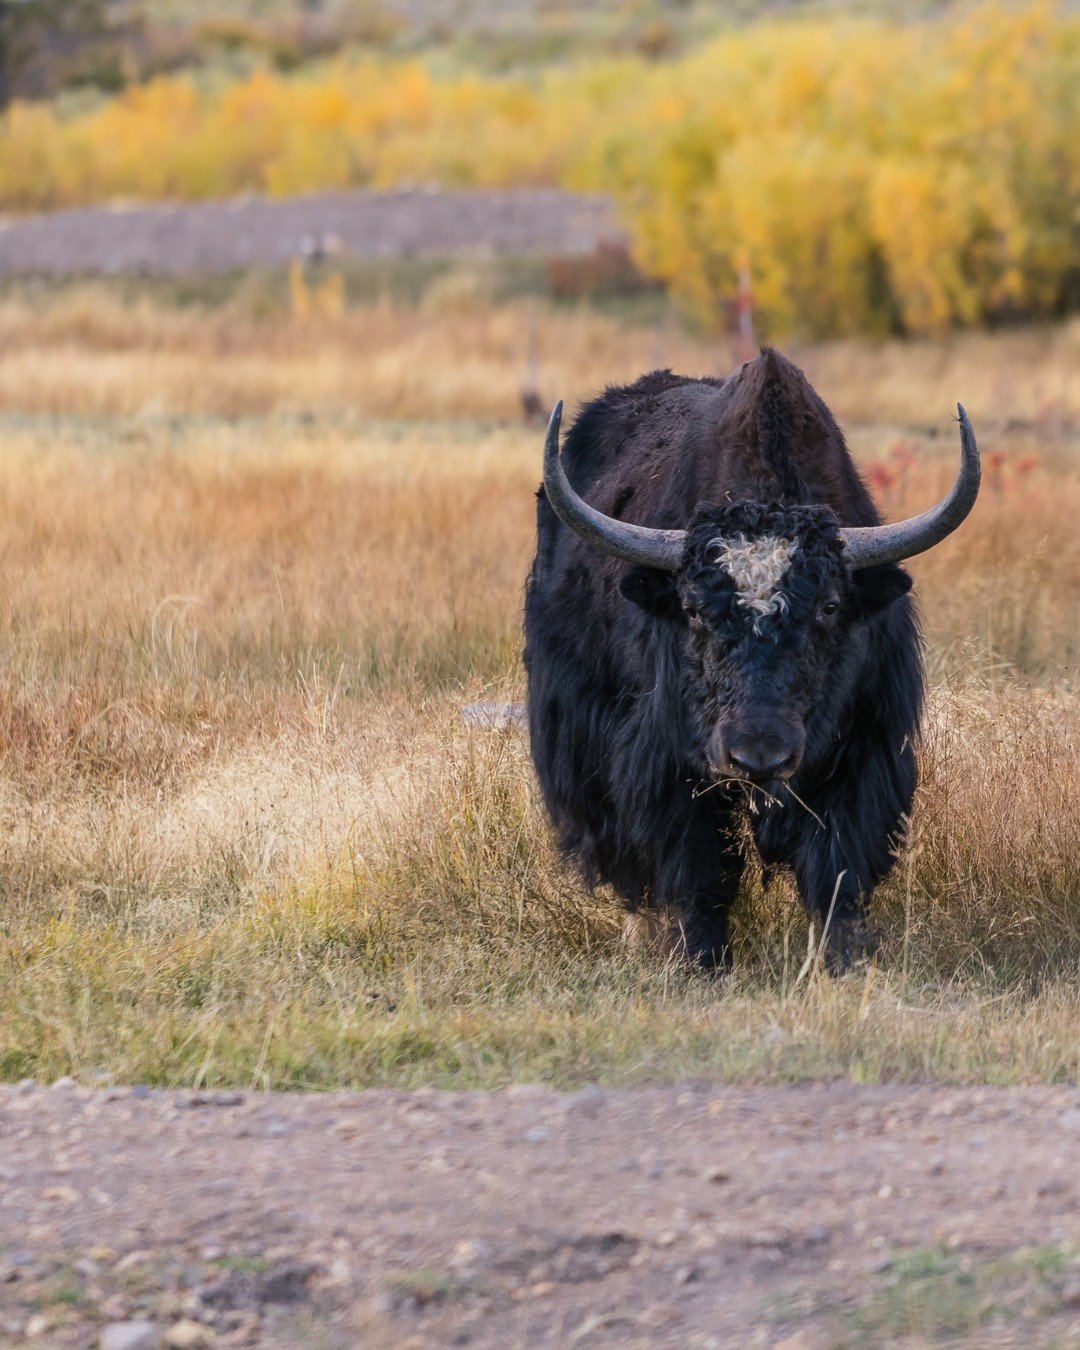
[684,605,703,628]
[819,600,840,620]
[704,541,724,564]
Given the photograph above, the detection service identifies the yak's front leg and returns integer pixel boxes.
[757,736,916,972]
[667,813,745,972]
[801,750,914,970]
[675,873,743,971]
[792,847,879,972]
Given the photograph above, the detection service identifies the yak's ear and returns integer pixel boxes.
[851,563,912,618]
[620,566,682,621]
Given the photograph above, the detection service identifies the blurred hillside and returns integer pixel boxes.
[3,0,989,101]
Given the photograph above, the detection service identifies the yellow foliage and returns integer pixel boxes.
[0,4,1076,336]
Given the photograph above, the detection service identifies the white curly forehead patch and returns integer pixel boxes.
[711,534,798,618]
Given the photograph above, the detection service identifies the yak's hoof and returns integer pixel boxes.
[824,917,880,975]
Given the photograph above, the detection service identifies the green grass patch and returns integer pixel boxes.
[842,1244,1080,1345]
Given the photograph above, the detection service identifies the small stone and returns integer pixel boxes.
[878,1184,894,1200]
[675,1265,699,1285]
[115,1250,156,1273]
[530,1281,555,1297]
[259,1261,318,1304]
[562,1085,605,1119]
[42,1185,79,1203]
[704,1166,730,1184]
[199,1245,225,1262]
[324,1257,353,1288]
[25,1315,51,1340]
[220,1313,260,1346]
[164,1320,216,1347]
[50,1075,77,1090]
[192,1273,245,1313]
[461,701,525,730]
[1038,1178,1068,1197]
[14,1079,37,1094]
[102,1322,161,1350]
[450,1239,492,1271]
[1,1251,33,1282]
[506,1084,546,1100]
[1060,1277,1080,1310]
[523,1128,549,1144]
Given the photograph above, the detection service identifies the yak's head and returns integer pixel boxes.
[541,397,981,788]
[621,501,910,786]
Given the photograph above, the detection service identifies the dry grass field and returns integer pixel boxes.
[0,287,1077,1092]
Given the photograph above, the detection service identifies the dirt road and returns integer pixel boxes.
[0,189,621,277]
[2,1081,1079,1347]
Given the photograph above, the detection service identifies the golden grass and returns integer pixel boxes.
[0,285,1078,426]
[0,293,1077,1089]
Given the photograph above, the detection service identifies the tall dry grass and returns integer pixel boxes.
[0,284,1078,427]
[0,293,1077,1089]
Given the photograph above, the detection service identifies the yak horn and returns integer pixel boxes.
[544,400,979,574]
[840,406,981,569]
[543,401,686,570]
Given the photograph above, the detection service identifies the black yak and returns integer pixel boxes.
[523,351,980,970]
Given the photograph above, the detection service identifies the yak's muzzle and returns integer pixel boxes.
[709,722,804,786]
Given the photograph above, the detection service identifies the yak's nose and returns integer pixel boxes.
[721,734,802,784]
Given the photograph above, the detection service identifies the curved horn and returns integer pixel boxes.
[543,401,685,570]
[840,405,981,569]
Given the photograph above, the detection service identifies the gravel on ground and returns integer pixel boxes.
[2,1081,1080,1346]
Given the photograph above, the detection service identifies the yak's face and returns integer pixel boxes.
[622,502,911,788]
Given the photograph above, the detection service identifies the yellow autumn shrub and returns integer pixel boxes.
[0,3,1075,337]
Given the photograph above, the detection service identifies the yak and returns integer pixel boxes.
[523,350,980,971]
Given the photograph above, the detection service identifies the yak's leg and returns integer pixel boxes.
[662,805,745,971]
[792,848,878,972]
[674,874,742,972]
[790,739,915,971]
[755,736,915,973]
[662,814,745,971]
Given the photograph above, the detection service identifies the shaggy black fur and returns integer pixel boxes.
[523,349,923,970]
